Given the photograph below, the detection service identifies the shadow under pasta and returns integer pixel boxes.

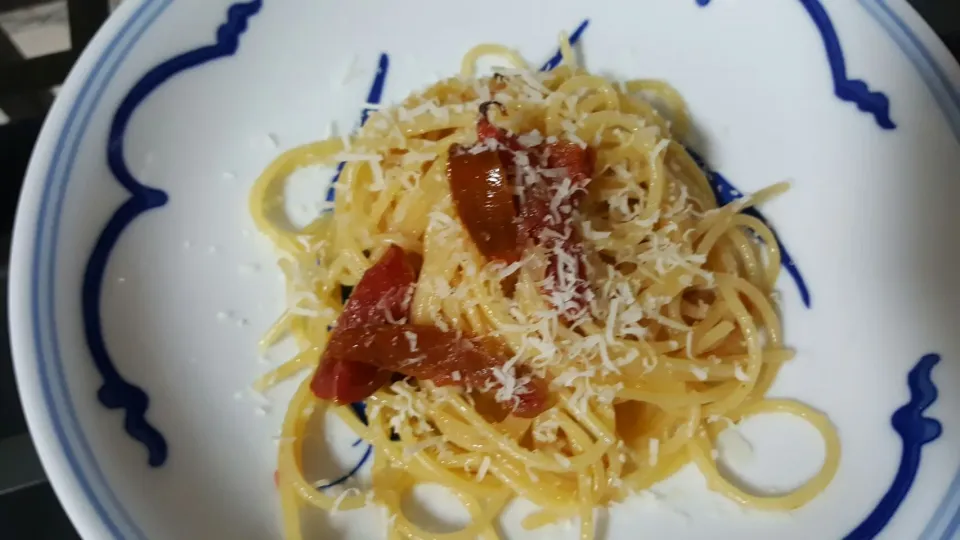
[399,483,474,534]
[299,407,374,489]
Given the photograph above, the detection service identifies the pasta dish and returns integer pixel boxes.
[249,37,839,540]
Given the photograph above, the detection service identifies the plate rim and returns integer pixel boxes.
[10,1,171,538]
[7,0,960,539]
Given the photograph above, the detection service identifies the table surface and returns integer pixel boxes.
[0,1,957,538]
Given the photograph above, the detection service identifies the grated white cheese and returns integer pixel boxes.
[476,456,492,482]
[734,362,751,382]
[649,138,670,162]
[404,331,418,351]
[496,259,525,279]
[641,355,658,374]
[619,306,646,326]
[401,355,426,367]
[517,130,544,147]
[525,467,540,482]
[582,221,611,240]
[383,306,407,325]
[689,365,708,381]
[368,159,386,191]
[560,119,587,148]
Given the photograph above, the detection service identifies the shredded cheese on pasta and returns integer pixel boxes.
[250,37,840,540]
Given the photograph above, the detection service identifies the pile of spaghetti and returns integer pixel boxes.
[249,40,839,540]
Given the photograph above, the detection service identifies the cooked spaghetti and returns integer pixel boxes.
[249,38,839,540]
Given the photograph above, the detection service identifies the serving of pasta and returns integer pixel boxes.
[248,37,839,540]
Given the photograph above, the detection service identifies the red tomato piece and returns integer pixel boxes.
[311,357,391,406]
[336,245,417,331]
[310,245,417,404]
[446,146,522,263]
[476,101,523,151]
[324,324,550,418]
[544,140,595,194]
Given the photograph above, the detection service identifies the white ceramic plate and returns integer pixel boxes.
[10,0,960,538]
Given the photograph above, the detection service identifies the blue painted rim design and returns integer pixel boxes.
[697,0,895,130]
[861,0,960,144]
[854,4,960,538]
[81,0,263,469]
[845,354,943,539]
[21,1,960,538]
[31,1,172,536]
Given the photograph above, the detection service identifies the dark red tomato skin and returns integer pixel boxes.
[446,147,521,263]
[310,245,416,404]
[325,324,550,418]
[336,245,417,332]
[311,357,391,406]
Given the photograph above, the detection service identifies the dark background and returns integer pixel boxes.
[0,1,958,538]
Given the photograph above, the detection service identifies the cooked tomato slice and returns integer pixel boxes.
[447,146,521,263]
[310,245,416,403]
[324,324,550,418]
[311,356,391,406]
[336,245,417,331]
[544,140,594,193]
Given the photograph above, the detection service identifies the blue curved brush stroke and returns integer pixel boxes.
[314,444,374,490]
[845,354,943,539]
[325,53,391,202]
[82,0,263,467]
[310,401,375,490]
[697,0,894,129]
[540,19,590,72]
[349,401,369,425]
[687,149,811,307]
